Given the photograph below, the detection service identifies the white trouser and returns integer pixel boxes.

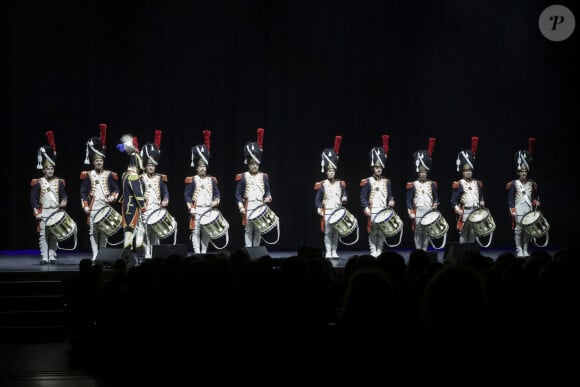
[323,211,340,258]
[459,208,476,244]
[368,225,385,258]
[244,223,262,247]
[368,208,386,257]
[39,208,59,261]
[514,202,532,257]
[414,206,431,251]
[142,207,161,259]
[89,204,109,260]
[245,201,263,247]
[192,207,211,254]
[143,228,160,259]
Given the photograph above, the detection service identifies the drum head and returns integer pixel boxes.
[248,205,267,221]
[420,210,440,226]
[200,209,219,226]
[328,208,346,224]
[521,211,540,225]
[94,207,110,223]
[373,208,393,223]
[468,209,487,222]
[46,211,65,226]
[147,208,167,224]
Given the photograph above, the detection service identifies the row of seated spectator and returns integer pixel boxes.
[63,243,580,382]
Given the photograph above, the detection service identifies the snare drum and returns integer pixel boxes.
[372,208,402,238]
[521,210,550,238]
[46,211,77,242]
[328,208,358,237]
[466,208,496,237]
[146,208,177,239]
[200,209,229,239]
[248,204,279,234]
[93,206,122,237]
[419,210,449,239]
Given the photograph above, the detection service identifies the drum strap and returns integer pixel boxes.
[320,208,325,232]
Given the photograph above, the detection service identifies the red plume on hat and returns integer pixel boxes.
[154,130,162,150]
[99,124,107,150]
[334,135,342,155]
[382,134,389,156]
[257,128,264,151]
[46,131,57,155]
[133,136,140,153]
[528,137,536,156]
[427,137,436,157]
[471,136,479,156]
[37,131,57,169]
[203,129,211,151]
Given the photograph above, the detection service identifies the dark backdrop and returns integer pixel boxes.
[4,0,578,252]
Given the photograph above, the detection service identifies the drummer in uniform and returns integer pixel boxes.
[360,134,395,258]
[80,123,120,260]
[406,138,439,251]
[314,135,348,260]
[235,128,272,248]
[117,133,146,252]
[185,130,221,254]
[450,136,485,244]
[506,138,540,257]
[31,131,68,264]
[140,130,169,259]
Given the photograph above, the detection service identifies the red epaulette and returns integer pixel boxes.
[111,172,119,180]
[452,181,460,189]
[433,181,438,189]
[160,174,168,182]
[211,176,219,184]
[360,178,368,186]
[80,171,90,179]
[505,181,513,190]
[405,182,413,190]
[478,180,483,188]
[59,178,66,187]
[184,176,193,184]
[314,182,322,190]
[340,180,346,188]
[532,180,538,190]
[30,179,39,187]
[235,173,242,181]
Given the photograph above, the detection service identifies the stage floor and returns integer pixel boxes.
[0,246,557,272]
